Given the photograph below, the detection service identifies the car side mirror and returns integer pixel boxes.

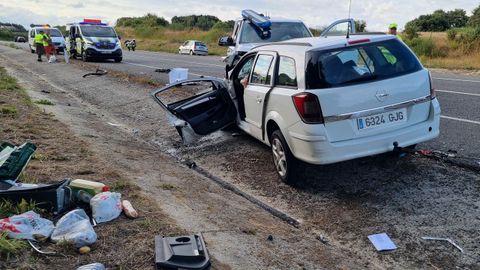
[218,36,234,46]
[118,35,121,40]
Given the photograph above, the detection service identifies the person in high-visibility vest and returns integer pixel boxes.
[388,23,403,41]
[34,30,45,62]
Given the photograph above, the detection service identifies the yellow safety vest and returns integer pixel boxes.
[34,34,44,44]
[42,34,50,46]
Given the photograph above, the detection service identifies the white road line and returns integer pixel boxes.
[126,54,225,68]
[436,89,480,97]
[122,61,205,77]
[441,115,480,125]
[433,77,480,83]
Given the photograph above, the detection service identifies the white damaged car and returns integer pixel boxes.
[151,33,440,185]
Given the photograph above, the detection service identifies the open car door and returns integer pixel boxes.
[320,19,356,37]
[150,78,237,144]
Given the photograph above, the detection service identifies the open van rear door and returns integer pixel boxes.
[320,19,356,37]
[150,78,237,144]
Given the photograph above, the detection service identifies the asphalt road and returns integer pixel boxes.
[13,42,480,159]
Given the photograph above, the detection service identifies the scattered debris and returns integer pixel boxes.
[132,128,140,135]
[231,132,242,137]
[77,263,106,270]
[90,192,122,223]
[0,179,72,215]
[107,122,123,127]
[122,200,138,219]
[27,239,59,256]
[316,234,329,245]
[41,90,51,94]
[79,245,91,254]
[421,236,464,253]
[184,159,197,168]
[0,142,36,181]
[154,68,171,73]
[168,68,188,84]
[368,233,397,251]
[267,235,273,241]
[82,68,107,78]
[0,211,54,240]
[155,233,210,270]
[51,209,97,248]
[70,179,109,203]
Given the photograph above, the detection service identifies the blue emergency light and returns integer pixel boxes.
[242,9,271,31]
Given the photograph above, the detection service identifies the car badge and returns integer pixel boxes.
[375,90,389,102]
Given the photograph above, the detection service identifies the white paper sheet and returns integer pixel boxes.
[368,233,397,251]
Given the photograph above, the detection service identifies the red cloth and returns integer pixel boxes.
[45,45,55,54]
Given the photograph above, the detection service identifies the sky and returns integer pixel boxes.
[0,0,477,31]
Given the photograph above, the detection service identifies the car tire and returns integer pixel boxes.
[114,57,122,63]
[270,130,301,186]
[189,50,194,55]
[81,51,89,62]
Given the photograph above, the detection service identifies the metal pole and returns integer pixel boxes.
[348,0,352,19]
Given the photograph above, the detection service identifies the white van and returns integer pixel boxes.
[28,25,65,54]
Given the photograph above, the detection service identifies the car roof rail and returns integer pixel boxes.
[253,42,312,49]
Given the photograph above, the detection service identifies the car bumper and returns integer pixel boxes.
[85,48,122,59]
[286,98,441,165]
[193,50,208,55]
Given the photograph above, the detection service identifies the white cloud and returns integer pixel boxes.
[0,0,478,31]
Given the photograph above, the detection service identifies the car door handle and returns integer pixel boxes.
[256,97,263,103]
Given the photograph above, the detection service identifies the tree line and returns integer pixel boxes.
[116,13,234,31]
[405,5,480,32]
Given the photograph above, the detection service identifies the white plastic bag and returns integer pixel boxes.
[90,192,122,223]
[77,263,105,270]
[0,211,54,240]
[48,55,57,63]
[168,68,188,84]
[51,209,97,248]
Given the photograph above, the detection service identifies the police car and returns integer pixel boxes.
[65,19,123,62]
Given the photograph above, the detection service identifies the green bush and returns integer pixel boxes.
[405,37,446,58]
[403,23,419,40]
[447,28,457,40]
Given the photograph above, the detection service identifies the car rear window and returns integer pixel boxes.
[305,39,422,89]
[195,42,206,47]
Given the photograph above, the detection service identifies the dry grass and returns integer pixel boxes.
[413,32,480,70]
[0,66,183,269]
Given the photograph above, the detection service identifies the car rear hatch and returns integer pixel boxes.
[305,38,433,142]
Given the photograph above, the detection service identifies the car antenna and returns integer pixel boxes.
[346,0,352,39]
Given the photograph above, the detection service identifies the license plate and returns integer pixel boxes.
[100,51,111,54]
[357,109,407,130]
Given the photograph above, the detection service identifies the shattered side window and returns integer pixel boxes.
[154,81,217,108]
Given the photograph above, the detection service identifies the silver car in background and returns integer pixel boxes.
[178,40,208,55]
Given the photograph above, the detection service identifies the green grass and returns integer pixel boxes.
[0,105,17,116]
[0,232,28,258]
[34,99,55,106]
[0,199,44,219]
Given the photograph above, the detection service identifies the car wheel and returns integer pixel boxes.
[30,48,35,53]
[82,51,89,62]
[270,130,300,185]
[114,57,122,63]
[189,50,194,55]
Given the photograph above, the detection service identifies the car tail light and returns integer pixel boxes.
[292,93,324,124]
[428,71,436,98]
